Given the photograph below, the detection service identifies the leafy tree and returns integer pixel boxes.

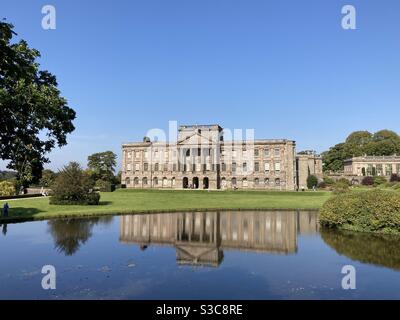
[0,21,76,188]
[39,169,57,187]
[50,162,100,205]
[307,175,318,189]
[87,151,117,182]
[323,130,400,172]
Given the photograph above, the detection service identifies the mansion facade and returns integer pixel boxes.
[344,155,400,177]
[121,124,322,190]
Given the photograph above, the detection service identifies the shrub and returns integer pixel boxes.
[323,176,335,186]
[320,189,400,234]
[390,174,400,182]
[50,162,100,205]
[307,175,318,189]
[0,181,15,197]
[95,179,115,192]
[332,181,350,194]
[337,178,351,186]
[361,176,374,186]
[373,176,387,187]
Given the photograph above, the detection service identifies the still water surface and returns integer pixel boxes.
[0,210,399,299]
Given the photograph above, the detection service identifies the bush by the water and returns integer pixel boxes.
[50,162,100,205]
[0,181,15,196]
[320,189,400,234]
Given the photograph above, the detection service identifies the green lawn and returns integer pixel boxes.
[0,189,332,222]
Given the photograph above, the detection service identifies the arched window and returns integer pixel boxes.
[134,177,139,185]
[163,177,168,187]
[254,178,259,186]
[221,177,226,187]
[264,178,269,186]
[172,177,176,186]
[232,178,237,186]
[125,177,130,186]
[275,178,280,186]
[153,177,158,186]
[142,177,148,185]
[243,178,248,187]
[155,163,159,171]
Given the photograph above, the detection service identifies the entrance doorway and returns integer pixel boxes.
[203,177,209,189]
[183,177,189,189]
[193,177,199,189]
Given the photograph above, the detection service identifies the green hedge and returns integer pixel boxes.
[320,189,400,234]
[49,192,100,205]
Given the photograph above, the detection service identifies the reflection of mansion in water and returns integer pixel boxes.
[119,211,319,267]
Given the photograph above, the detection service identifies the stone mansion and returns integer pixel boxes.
[121,124,322,190]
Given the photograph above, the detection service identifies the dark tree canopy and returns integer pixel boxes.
[0,21,76,186]
[322,130,400,172]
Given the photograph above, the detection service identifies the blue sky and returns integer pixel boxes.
[1,0,399,171]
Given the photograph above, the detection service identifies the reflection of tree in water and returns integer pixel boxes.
[48,217,113,256]
[321,228,400,271]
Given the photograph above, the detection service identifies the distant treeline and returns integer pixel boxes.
[0,170,17,181]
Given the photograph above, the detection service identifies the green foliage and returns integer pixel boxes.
[320,190,400,234]
[332,181,350,194]
[322,130,400,172]
[337,178,351,186]
[0,181,15,196]
[87,151,117,182]
[373,176,387,187]
[39,169,57,187]
[95,179,115,192]
[323,176,336,186]
[306,175,318,189]
[362,176,374,186]
[50,162,100,205]
[0,21,76,187]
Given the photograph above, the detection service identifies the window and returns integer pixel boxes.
[275,162,281,172]
[155,163,159,171]
[144,151,149,158]
[254,178,259,186]
[143,177,148,185]
[397,164,400,174]
[264,163,270,172]
[243,178,248,187]
[153,177,158,185]
[163,177,168,187]
[221,163,226,171]
[243,162,247,172]
[275,178,280,186]
[173,164,177,171]
[274,148,280,157]
[172,177,176,186]
[264,149,270,157]
[376,164,383,176]
[254,149,259,156]
[127,151,132,159]
[144,163,148,171]
[154,150,158,158]
[386,164,393,176]
[134,177,139,185]
[254,162,259,172]
[232,162,237,172]
[264,178,269,185]
[232,178,237,186]
[186,149,190,157]
[135,163,140,171]
[125,177,130,185]
[127,163,132,171]
[136,151,140,159]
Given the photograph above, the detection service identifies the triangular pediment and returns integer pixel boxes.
[177,132,215,146]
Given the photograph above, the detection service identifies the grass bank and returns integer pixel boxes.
[0,189,331,223]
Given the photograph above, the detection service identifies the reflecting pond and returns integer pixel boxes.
[0,210,399,299]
